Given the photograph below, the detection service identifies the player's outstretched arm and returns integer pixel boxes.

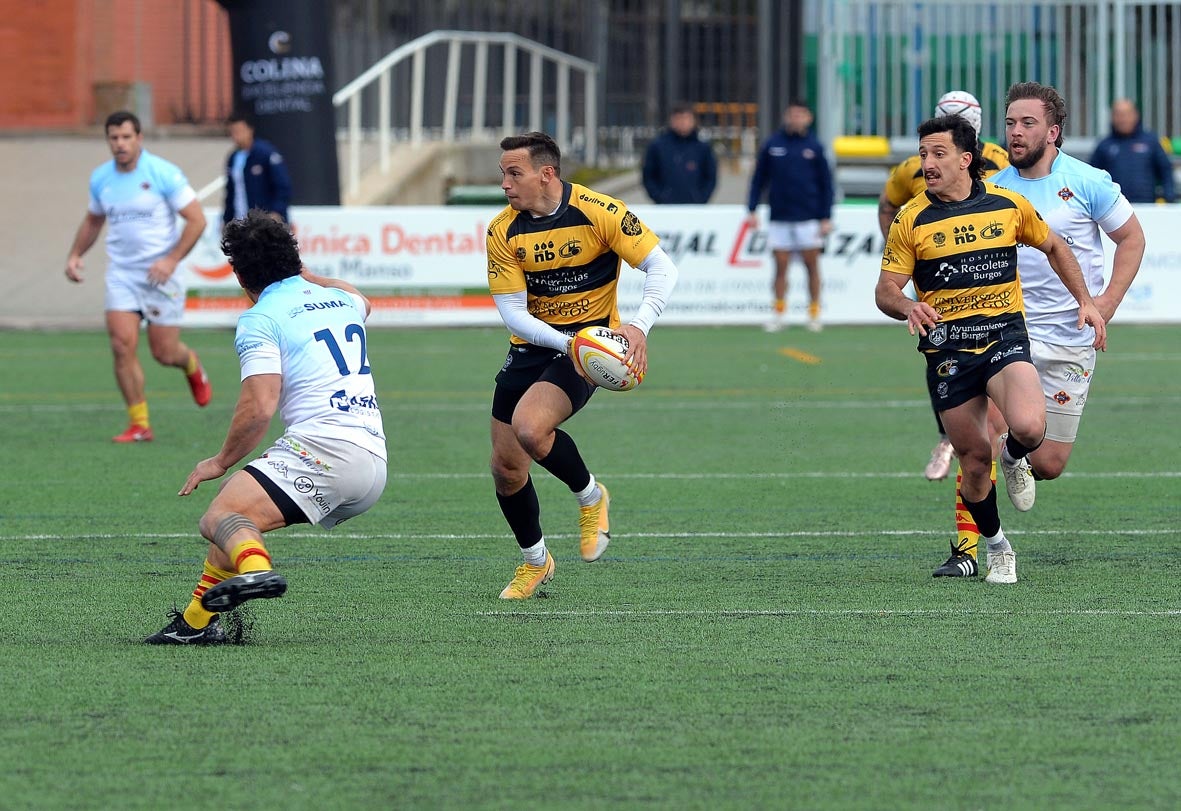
[1093,213,1146,323]
[1037,232,1107,351]
[180,373,281,495]
[491,291,573,354]
[65,212,105,282]
[621,245,679,374]
[876,270,938,337]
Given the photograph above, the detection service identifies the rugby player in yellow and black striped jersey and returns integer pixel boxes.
[876,114,1105,585]
[486,131,678,599]
[877,91,1012,503]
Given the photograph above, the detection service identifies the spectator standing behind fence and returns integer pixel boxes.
[223,112,292,227]
[642,104,718,204]
[1089,99,1175,203]
[746,100,834,333]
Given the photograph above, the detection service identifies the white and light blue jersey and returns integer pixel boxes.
[235,276,386,460]
[990,151,1134,345]
[87,150,197,272]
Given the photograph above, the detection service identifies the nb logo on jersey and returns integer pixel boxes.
[953,224,976,245]
[534,240,556,262]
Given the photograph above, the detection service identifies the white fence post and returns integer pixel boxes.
[443,39,461,142]
[473,40,488,137]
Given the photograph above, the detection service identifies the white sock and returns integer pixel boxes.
[522,539,548,566]
[575,475,600,507]
[983,532,1013,553]
[1000,443,1021,467]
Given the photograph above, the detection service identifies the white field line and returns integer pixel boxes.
[6,528,1178,542]
[476,608,1181,618]
[3,394,1180,413]
[374,471,1181,480]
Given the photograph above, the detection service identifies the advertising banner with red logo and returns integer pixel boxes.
[177,204,1181,327]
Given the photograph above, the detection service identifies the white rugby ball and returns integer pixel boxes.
[570,326,643,391]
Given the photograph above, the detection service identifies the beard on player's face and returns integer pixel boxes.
[1009,138,1047,170]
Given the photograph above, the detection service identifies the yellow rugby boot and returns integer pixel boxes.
[499,552,555,599]
[579,483,611,562]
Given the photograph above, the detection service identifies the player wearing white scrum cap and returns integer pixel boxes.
[879,91,1008,241]
[934,90,983,135]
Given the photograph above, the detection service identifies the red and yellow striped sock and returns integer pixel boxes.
[954,461,997,560]
[127,401,150,429]
[774,299,786,315]
[183,559,235,628]
[230,539,273,574]
[808,301,821,320]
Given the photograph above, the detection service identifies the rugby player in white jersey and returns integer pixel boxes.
[65,111,212,442]
[146,211,387,644]
[931,81,1146,581]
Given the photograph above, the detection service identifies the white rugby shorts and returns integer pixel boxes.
[247,432,387,529]
[766,220,824,252]
[1031,338,1097,443]
[105,268,187,326]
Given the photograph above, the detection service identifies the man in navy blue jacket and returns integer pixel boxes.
[223,113,293,227]
[746,100,834,332]
[642,105,718,204]
[1089,99,1175,204]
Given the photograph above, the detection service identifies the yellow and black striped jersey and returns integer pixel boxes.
[486,181,660,345]
[883,141,1010,208]
[881,180,1050,353]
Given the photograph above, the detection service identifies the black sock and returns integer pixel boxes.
[961,484,1001,539]
[1005,432,1043,460]
[496,476,543,549]
[536,429,592,492]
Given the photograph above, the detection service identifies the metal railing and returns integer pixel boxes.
[332,30,598,200]
[814,0,1181,153]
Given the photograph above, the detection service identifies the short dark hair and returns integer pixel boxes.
[1006,81,1067,147]
[669,103,694,117]
[220,210,303,294]
[226,111,255,129]
[499,131,561,175]
[105,111,141,133]
[788,99,811,111]
[917,115,983,181]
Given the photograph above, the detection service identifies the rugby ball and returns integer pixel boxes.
[934,90,982,134]
[570,326,643,391]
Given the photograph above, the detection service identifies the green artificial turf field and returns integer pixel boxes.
[1,324,1177,809]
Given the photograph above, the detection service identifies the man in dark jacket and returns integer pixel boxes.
[1089,99,1175,203]
[223,113,293,227]
[642,104,718,204]
[746,100,834,332]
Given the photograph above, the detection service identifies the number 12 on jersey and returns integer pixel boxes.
[314,325,371,375]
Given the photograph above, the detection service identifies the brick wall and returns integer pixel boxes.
[0,0,231,130]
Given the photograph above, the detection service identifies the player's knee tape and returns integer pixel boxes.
[212,513,260,551]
